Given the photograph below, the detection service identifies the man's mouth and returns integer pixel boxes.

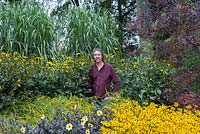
[95,58,100,61]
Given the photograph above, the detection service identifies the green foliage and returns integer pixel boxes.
[181,47,200,71]
[0,51,175,108]
[0,1,55,59]
[118,57,175,103]
[54,8,121,55]
[0,52,92,109]
[129,0,200,105]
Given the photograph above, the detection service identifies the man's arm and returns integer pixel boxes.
[84,65,93,89]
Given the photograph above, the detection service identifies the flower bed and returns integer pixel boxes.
[101,99,200,134]
[0,97,199,134]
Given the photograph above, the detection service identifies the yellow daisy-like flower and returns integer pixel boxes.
[96,110,103,116]
[186,105,192,109]
[39,56,45,61]
[174,102,179,107]
[81,121,85,128]
[73,104,77,110]
[17,79,21,87]
[114,47,119,51]
[88,123,93,128]
[76,53,81,56]
[66,123,73,131]
[119,59,125,63]
[81,116,88,123]
[85,129,90,134]
[47,61,54,66]
[41,115,45,119]
[20,126,26,133]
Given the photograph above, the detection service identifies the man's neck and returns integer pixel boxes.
[96,61,104,66]
[96,61,104,71]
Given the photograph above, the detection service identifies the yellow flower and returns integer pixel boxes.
[88,123,93,128]
[120,59,125,63]
[47,61,54,66]
[80,61,85,66]
[96,110,103,116]
[17,79,21,87]
[160,69,168,75]
[81,116,88,122]
[167,63,171,67]
[76,53,81,56]
[85,129,90,134]
[20,127,26,133]
[66,123,73,131]
[41,115,45,119]
[101,99,200,134]
[66,56,73,62]
[174,102,179,107]
[114,47,119,51]
[163,70,168,75]
[143,102,149,106]
[39,56,45,61]
[81,121,85,128]
[186,105,192,109]
[74,104,77,110]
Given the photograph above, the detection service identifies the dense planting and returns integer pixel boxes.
[0,1,199,134]
[101,98,200,134]
[128,0,200,109]
[0,52,175,109]
[0,96,199,133]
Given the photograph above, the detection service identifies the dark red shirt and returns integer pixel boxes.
[87,63,120,98]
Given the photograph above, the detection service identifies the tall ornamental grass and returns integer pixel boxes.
[0,1,55,59]
[54,8,122,56]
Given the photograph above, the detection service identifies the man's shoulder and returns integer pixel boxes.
[104,63,114,68]
[90,64,96,68]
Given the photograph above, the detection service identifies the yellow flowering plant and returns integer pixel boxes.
[101,98,200,134]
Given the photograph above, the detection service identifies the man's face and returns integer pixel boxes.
[93,51,103,63]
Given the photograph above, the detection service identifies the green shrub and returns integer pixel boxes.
[118,57,175,103]
[0,52,92,109]
[0,52,175,109]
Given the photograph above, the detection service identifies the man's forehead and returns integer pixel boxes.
[94,51,101,54]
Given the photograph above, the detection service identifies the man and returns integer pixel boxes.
[86,48,120,99]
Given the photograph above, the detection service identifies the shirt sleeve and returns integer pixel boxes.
[110,65,120,92]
